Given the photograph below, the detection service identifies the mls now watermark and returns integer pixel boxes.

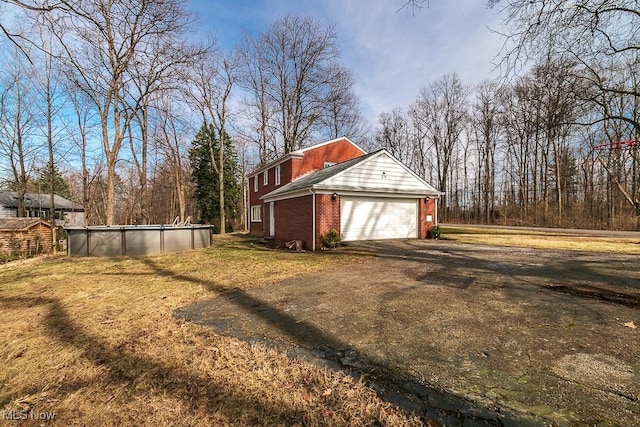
[2,409,56,421]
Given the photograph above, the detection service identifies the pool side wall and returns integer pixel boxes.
[66,225,213,256]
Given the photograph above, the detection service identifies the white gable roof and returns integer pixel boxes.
[319,150,440,194]
[262,149,442,201]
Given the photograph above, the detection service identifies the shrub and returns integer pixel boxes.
[427,225,441,240]
[321,228,342,249]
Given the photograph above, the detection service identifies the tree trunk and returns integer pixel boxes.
[552,140,563,226]
[218,143,226,234]
[105,161,116,225]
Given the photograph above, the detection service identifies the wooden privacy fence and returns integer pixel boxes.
[65,225,214,257]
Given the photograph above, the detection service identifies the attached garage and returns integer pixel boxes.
[340,196,418,241]
[262,149,443,250]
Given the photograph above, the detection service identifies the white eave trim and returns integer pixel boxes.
[313,187,444,197]
[262,186,443,203]
[262,189,313,202]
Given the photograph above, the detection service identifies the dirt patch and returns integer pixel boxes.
[176,240,640,426]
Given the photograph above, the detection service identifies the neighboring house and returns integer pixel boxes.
[0,218,53,256]
[0,191,84,227]
[248,137,443,250]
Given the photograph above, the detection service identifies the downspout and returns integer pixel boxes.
[435,196,439,227]
[311,189,316,251]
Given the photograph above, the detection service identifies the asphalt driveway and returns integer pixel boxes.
[176,240,640,426]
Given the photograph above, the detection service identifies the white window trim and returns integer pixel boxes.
[275,164,281,185]
[253,176,258,192]
[263,170,268,186]
[251,205,262,222]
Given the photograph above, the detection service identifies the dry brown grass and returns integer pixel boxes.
[0,236,423,426]
[441,226,640,254]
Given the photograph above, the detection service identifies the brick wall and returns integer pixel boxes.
[248,197,264,235]
[315,194,341,249]
[292,138,365,180]
[247,138,365,237]
[418,198,437,239]
[273,195,313,249]
[273,194,341,251]
[248,160,295,236]
[270,194,436,250]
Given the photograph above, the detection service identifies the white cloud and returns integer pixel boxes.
[186,0,506,125]
[323,0,504,123]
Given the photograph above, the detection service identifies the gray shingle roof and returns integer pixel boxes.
[262,150,382,199]
[0,192,84,211]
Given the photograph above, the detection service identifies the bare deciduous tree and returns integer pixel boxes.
[67,88,97,226]
[416,73,469,222]
[125,33,197,225]
[239,14,363,162]
[40,0,192,225]
[471,80,502,223]
[153,93,191,223]
[0,0,55,56]
[375,108,411,163]
[186,45,237,234]
[0,45,42,215]
[320,64,369,141]
[491,0,640,132]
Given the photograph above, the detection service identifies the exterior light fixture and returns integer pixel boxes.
[332,192,338,200]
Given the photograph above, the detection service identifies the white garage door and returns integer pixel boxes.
[340,196,418,241]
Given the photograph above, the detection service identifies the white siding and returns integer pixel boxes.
[0,206,16,218]
[323,153,434,193]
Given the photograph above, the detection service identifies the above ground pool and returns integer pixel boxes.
[65,225,214,256]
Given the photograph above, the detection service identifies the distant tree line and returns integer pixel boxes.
[380,1,640,230]
[0,0,638,232]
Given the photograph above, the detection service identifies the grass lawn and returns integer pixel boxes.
[3,227,635,426]
[440,226,640,254]
[0,236,421,426]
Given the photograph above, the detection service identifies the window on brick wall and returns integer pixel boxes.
[263,170,268,186]
[253,176,258,192]
[251,205,262,222]
[275,164,281,185]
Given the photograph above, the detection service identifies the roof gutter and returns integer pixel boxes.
[264,188,444,203]
[248,152,304,178]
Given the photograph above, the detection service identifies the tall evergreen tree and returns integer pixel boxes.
[189,124,241,232]
[32,160,72,199]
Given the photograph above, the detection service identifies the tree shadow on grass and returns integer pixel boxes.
[0,242,565,426]
[139,257,550,427]
[0,292,366,425]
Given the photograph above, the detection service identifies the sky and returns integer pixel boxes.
[186,0,506,126]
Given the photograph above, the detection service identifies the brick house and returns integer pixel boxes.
[0,218,53,257]
[248,137,443,250]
